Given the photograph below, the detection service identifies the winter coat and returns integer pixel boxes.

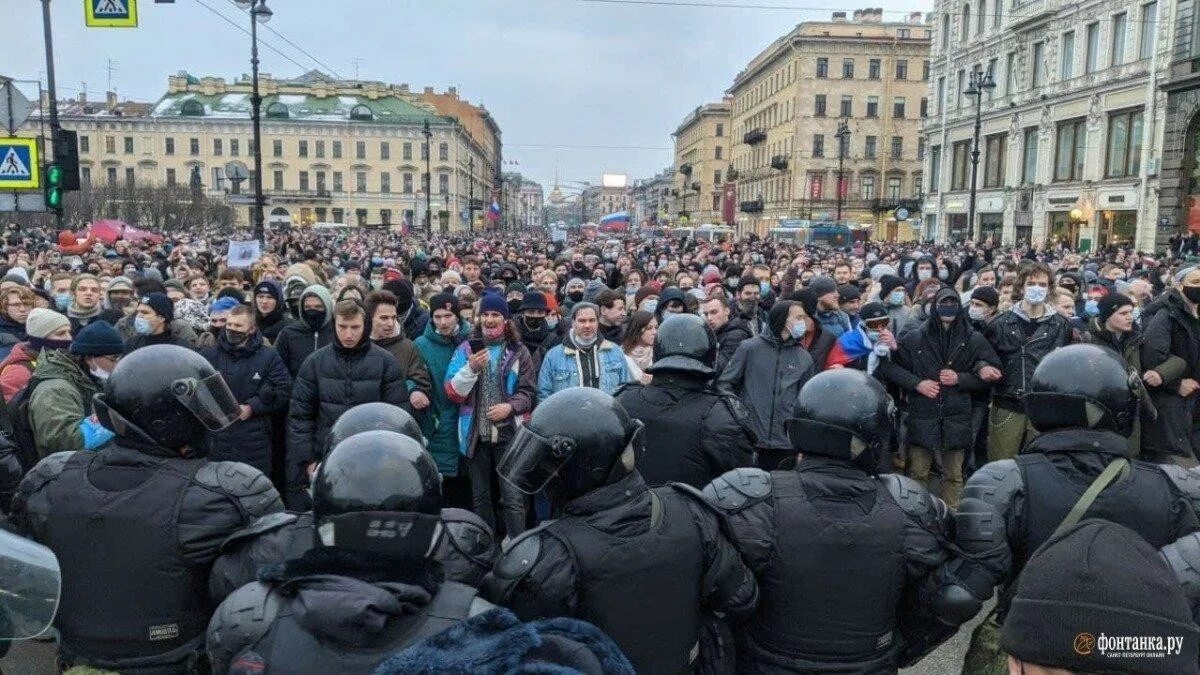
[1140,289,1200,463]
[28,350,98,457]
[274,285,334,377]
[415,319,471,477]
[1084,319,1145,456]
[714,317,753,377]
[286,336,409,497]
[800,323,837,372]
[374,333,433,399]
[538,336,631,402]
[254,281,295,344]
[717,331,815,450]
[0,342,39,403]
[445,324,536,458]
[402,306,431,341]
[984,304,1073,409]
[0,315,27,344]
[883,298,999,452]
[201,331,293,474]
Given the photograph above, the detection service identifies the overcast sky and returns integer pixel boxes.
[12,0,929,193]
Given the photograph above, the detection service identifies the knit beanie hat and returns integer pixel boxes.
[25,308,69,340]
[879,275,907,299]
[789,289,819,319]
[807,275,838,299]
[210,296,242,315]
[971,286,1001,308]
[140,292,174,323]
[837,284,862,303]
[428,292,460,318]
[478,291,510,319]
[2,267,29,287]
[1001,519,1200,675]
[1097,292,1134,325]
[633,285,658,309]
[584,279,607,303]
[382,279,416,312]
[70,320,124,356]
[767,300,797,337]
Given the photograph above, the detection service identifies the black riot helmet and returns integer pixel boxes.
[1023,343,1138,436]
[499,388,643,505]
[786,369,895,469]
[327,402,426,451]
[93,344,241,456]
[645,313,718,377]
[311,430,442,561]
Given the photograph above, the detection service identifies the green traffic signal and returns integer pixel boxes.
[45,163,63,211]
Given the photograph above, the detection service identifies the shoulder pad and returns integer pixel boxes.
[493,526,546,581]
[961,459,1023,512]
[196,461,284,519]
[702,468,772,512]
[1161,533,1200,602]
[1159,464,1200,515]
[207,581,283,674]
[219,512,300,554]
[18,451,74,492]
[439,507,498,563]
[878,474,949,530]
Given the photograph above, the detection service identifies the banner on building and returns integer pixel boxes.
[722,183,737,225]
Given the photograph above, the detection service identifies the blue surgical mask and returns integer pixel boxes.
[641,299,658,314]
[545,317,559,330]
[759,281,771,299]
[55,293,70,311]
[888,290,906,306]
[1024,285,1048,305]
[134,316,153,335]
[790,321,807,340]
[1084,299,1100,317]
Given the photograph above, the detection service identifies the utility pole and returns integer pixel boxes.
[422,119,432,235]
[40,0,62,229]
[468,155,474,234]
[835,119,849,224]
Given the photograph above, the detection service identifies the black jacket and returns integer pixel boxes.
[984,305,1073,408]
[254,281,295,344]
[1140,289,1200,463]
[274,321,334,378]
[201,332,293,474]
[714,316,753,377]
[286,336,409,506]
[615,374,757,488]
[402,306,430,341]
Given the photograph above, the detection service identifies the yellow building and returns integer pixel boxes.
[728,8,931,238]
[673,99,732,226]
[24,70,499,231]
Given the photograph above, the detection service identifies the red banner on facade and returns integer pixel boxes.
[838,175,849,199]
[810,175,823,200]
[722,183,737,225]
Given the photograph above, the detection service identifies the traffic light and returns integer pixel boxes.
[44,163,63,213]
[51,129,80,191]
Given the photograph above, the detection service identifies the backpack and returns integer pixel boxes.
[4,377,44,474]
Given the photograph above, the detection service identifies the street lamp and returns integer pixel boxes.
[422,119,433,235]
[467,155,474,234]
[964,63,996,242]
[234,0,272,243]
[834,119,850,223]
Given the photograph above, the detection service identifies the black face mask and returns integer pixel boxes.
[224,328,249,345]
[1185,286,1200,304]
[522,316,545,332]
[508,299,523,315]
[567,291,584,302]
[302,308,325,330]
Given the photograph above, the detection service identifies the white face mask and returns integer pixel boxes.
[968,306,988,322]
[89,365,110,381]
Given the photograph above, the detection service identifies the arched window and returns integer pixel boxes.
[180,99,204,117]
[265,102,289,119]
[962,4,971,44]
[349,105,373,121]
[977,0,985,34]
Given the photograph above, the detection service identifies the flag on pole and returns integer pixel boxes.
[487,200,501,222]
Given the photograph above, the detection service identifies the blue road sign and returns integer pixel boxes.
[0,138,39,190]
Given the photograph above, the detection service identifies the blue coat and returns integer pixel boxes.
[538,338,631,403]
[200,331,292,474]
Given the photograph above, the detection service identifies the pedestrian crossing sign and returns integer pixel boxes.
[85,0,138,28]
[0,139,39,190]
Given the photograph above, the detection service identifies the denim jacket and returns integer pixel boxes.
[537,339,631,403]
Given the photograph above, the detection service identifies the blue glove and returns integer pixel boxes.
[80,418,115,451]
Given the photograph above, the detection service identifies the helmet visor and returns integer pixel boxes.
[0,530,60,640]
[172,372,241,431]
[498,426,577,494]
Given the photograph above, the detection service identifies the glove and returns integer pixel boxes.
[79,418,115,451]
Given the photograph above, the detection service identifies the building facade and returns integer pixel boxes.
[922,0,1166,250]
[673,100,732,225]
[24,70,500,232]
[1159,0,1200,245]
[729,9,931,237]
[631,168,676,228]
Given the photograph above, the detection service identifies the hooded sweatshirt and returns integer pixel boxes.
[274,284,334,377]
[254,279,295,343]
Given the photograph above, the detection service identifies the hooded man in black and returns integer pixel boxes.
[253,279,294,344]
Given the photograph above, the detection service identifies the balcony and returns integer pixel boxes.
[679,163,693,176]
[743,128,766,145]
[771,155,789,170]
[269,189,333,203]
[740,199,764,213]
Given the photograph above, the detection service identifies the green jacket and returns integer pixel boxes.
[29,350,99,457]
[413,318,470,477]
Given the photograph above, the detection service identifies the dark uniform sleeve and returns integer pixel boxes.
[483,529,579,621]
[699,396,758,484]
[436,507,498,588]
[7,452,72,539]
[206,581,282,675]
[673,486,759,620]
[208,512,302,604]
[702,468,777,574]
[180,461,284,566]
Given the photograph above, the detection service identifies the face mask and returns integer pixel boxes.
[1084,299,1100,317]
[225,328,249,345]
[626,284,639,294]
[545,317,559,330]
[89,365,110,382]
[134,316,153,335]
[937,269,949,280]
[55,293,70,311]
[1024,285,1048,305]
[302,308,326,330]
[935,305,959,319]
[567,291,584,302]
[866,330,881,342]
[917,269,932,281]
[1185,286,1200,304]
[726,277,739,288]
[968,306,988,322]
[641,299,658,313]
[507,299,523,315]
[888,290,906,307]
[789,321,807,340]
[482,325,505,340]
[759,281,771,299]
[522,316,545,332]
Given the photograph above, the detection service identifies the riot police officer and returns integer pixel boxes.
[615,313,757,488]
[207,430,495,674]
[945,344,1200,671]
[10,344,283,673]
[209,402,496,602]
[704,368,965,672]
[485,387,758,674]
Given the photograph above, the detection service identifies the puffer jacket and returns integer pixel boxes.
[714,316,753,377]
[984,304,1073,409]
[414,319,471,476]
[28,350,98,457]
[201,331,292,474]
[717,331,815,450]
[274,285,334,377]
[285,334,408,505]
[1140,288,1200,463]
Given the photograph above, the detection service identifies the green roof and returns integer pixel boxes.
[151,90,453,126]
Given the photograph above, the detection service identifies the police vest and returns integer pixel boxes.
[43,451,210,668]
[619,383,718,488]
[543,487,706,674]
[747,470,907,667]
[245,580,479,674]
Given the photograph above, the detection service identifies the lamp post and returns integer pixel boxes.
[467,155,474,234]
[422,119,433,235]
[964,63,996,242]
[234,0,272,244]
[834,119,850,223]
